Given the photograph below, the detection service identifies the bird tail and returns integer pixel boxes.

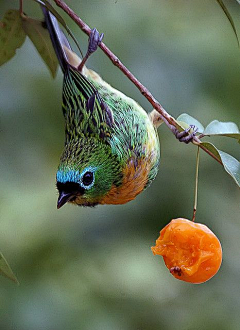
[42,6,81,71]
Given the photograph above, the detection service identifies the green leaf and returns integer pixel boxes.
[219,150,240,186]
[201,142,221,161]
[216,0,239,46]
[0,252,19,284]
[201,142,240,187]
[204,120,240,141]
[22,16,58,77]
[34,0,83,57]
[177,113,204,133]
[0,9,26,66]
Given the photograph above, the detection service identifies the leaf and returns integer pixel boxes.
[219,150,240,186]
[33,0,83,57]
[201,142,240,187]
[0,252,19,284]
[201,142,222,162]
[22,16,58,77]
[0,9,26,66]
[204,120,240,141]
[216,0,239,46]
[177,113,204,133]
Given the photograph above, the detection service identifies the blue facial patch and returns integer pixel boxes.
[56,170,80,183]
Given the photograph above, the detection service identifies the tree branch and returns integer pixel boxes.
[52,0,222,165]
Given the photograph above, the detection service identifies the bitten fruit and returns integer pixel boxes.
[152,218,222,284]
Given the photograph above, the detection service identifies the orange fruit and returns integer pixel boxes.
[152,218,222,284]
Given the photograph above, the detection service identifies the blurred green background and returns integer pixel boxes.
[0,0,240,329]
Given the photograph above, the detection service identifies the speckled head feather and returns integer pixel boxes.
[56,137,123,206]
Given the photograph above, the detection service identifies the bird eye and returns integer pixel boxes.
[82,171,94,186]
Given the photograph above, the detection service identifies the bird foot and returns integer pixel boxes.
[78,28,104,72]
[172,125,198,144]
[88,28,104,54]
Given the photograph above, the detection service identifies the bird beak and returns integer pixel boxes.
[57,191,74,209]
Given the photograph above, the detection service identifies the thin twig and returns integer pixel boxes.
[19,0,23,14]
[192,147,200,222]
[53,0,222,165]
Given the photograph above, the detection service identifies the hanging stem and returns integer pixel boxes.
[192,146,200,222]
[19,0,23,14]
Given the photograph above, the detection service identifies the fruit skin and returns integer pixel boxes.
[152,218,222,284]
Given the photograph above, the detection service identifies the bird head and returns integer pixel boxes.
[56,138,122,208]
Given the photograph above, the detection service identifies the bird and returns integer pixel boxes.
[42,7,160,208]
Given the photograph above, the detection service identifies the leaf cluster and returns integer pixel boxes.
[0,9,58,76]
[177,114,240,186]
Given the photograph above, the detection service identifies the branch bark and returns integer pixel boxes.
[52,0,222,165]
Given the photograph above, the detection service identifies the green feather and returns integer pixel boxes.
[62,67,112,144]
[86,73,160,186]
[58,137,123,201]
[59,68,160,195]
[42,7,160,206]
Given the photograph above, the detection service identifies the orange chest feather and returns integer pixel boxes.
[99,158,150,205]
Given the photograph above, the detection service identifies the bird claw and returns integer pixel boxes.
[88,28,104,54]
[78,28,104,72]
[173,124,198,144]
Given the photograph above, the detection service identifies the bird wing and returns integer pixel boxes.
[42,7,114,142]
[63,67,114,143]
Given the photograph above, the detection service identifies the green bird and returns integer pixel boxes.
[42,8,161,208]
